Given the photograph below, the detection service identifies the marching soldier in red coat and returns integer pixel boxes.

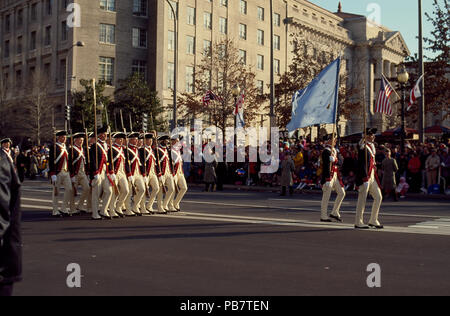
[124,132,146,216]
[108,132,129,218]
[320,134,345,223]
[355,128,383,229]
[168,135,187,212]
[156,135,175,213]
[49,130,73,217]
[89,127,114,220]
[69,132,90,215]
[139,133,160,214]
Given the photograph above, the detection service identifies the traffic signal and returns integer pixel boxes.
[65,105,71,121]
[143,113,148,132]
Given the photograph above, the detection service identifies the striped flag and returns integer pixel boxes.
[202,90,223,106]
[375,76,394,116]
[233,92,245,115]
[408,74,424,111]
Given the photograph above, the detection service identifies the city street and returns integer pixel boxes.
[14,180,450,296]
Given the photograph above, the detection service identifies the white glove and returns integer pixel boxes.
[111,174,117,182]
[330,156,336,163]
[128,176,134,184]
[144,176,149,183]
[71,177,76,184]
[51,175,57,184]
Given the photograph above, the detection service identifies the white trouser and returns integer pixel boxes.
[141,172,160,211]
[157,172,175,212]
[52,170,73,215]
[321,173,345,220]
[91,167,113,218]
[70,172,90,213]
[355,172,383,226]
[125,171,146,213]
[113,171,129,215]
[169,172,188,210]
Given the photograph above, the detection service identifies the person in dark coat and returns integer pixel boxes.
[16,151,27,183]
[0,147,22,296]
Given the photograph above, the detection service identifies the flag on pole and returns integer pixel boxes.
[202,90,223,106]
[234,92,245,128]
[408,74,424,111]
[286,57,341,133]
[375,76,394,116]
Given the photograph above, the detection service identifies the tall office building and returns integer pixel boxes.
[0,0,409,139]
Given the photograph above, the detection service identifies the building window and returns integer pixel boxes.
[168,31,175,50]
[61,0,69,11]
[219,17,227,34]
[221,0,228,7]
[239,49,247,65]
[44,63,51,79]
[16,70,22,88]
[4,41,10,58]
[203,40,211,56]
[257,7,264,21]
[187,6,196,25]
[274,35,280,50]
[167,62,174,89]
[46,0,52,16]
[59,59,66,84]
[17,36,23,55]
[257,55,264,70]
[5,15,10,33]
[274,13,281,27]
[61,21,68,41]
[168,1,177,20]
[99,57,114,86]
[132,28,147,48]
[239,24,247,40]
[186,66,194,93]
[31,3,37,22]
[204,12,212,29]
[240,0,247,14]
[44,26,52,46]
[132,60,147,79]
[257,29,264,46]
[257,80,264,95]
[100,0,116,12]
[17,9,23,28]
[100,24,115,44]
[274,59,280,74]
[133,0,147,17]
[30,31,37,50]
[186,36,195,54]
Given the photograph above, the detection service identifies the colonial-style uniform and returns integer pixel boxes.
[139,134,160,213]
[109,133,129,217]
[355,128,383,229]
[168,138,187,212]
[125,133,146,215]
[156,136,175,213]
[69,133,90,214]
[89,128,114,220]
[49,131,73,216]
[320,141,345,222]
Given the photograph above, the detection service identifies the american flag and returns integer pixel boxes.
[375,76,394,116]
[233,92,245,115]
[202,90,222,106]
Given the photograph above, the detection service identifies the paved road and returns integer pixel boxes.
[14,180,450,296]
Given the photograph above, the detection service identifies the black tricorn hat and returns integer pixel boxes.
[55,130,68,137]
[366,128,378,136]
[0,138,12,144]
[112,132,126,139]
[88,132,94,138]
[158,135,170,142]
[72,132,85,139]
[97,126,108,134]
[128,132,140,138]
[144,133,155,139]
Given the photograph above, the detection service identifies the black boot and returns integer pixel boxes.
[280,186,286,196]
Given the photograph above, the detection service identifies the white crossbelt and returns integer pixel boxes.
[55,143,68,164]
[2,148,13,164]
[72,146,85,165]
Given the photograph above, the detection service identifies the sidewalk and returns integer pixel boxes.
[188,183,450,201]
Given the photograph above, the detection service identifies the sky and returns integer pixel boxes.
[307,0,439,59]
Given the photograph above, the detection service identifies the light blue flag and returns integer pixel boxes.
[286,57,341,133]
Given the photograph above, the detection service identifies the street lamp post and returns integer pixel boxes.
[232,84,241,128]
[397,66,409,154]
[166,0,178,131]
[65,41,85,131]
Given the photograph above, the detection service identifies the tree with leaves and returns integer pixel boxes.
[71,79,112,132]
[113,72,165,132]
[178,39,261,133]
